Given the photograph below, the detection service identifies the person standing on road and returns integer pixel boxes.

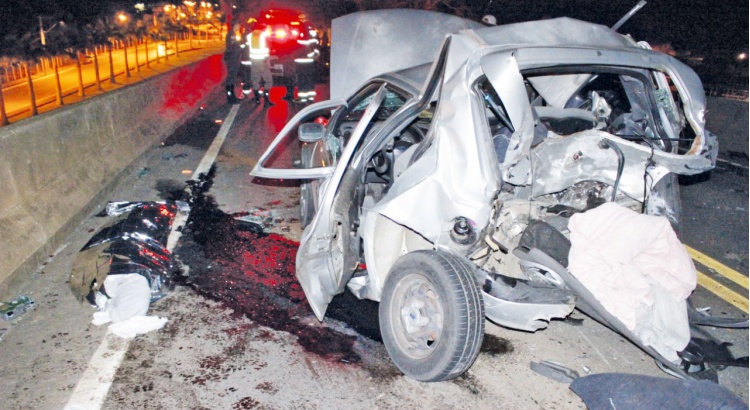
[245,22,274,106]
[224,23,243,104]
[291,27,321,103]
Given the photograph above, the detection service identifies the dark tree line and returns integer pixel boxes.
[0,4,223,126]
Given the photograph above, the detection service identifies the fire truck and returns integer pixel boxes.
[246,9,321,101]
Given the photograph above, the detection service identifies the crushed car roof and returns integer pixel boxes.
[332,10,708,154]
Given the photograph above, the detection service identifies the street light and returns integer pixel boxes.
[737,52,747,61]
[117,12,128,23]
[38,16,64,46]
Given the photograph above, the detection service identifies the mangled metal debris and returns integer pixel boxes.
[529,360,580,383]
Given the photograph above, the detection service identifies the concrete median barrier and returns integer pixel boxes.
[0,54,224,299]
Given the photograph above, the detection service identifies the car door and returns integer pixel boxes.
[251,83,394,320]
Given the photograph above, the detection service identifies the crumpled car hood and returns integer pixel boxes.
[330,9,482,99]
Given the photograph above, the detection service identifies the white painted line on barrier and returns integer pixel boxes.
[64,103,240,410]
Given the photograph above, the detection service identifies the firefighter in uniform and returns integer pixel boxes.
[224,24,243,104]
[242,22,274,106]
[291,28,321,103]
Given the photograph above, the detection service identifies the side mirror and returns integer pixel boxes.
[298,122,325,142]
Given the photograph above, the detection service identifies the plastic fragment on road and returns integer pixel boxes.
[529,360,580,383]
[0,295,35,321]
[234,208,274,229]
[137,167,150,178]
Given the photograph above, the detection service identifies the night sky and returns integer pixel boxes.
[1,0,746,55]
[477,0,747,54]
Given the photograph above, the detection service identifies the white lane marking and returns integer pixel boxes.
[63,332,129,410]
[167,103,241,251]
[64,103,241,410]
[193,104,241,178]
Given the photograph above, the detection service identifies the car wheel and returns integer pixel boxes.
[379,250,484,382]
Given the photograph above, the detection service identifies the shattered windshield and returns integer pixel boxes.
[349,88,407,121]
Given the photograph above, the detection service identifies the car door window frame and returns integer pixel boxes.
[252,99,346,179]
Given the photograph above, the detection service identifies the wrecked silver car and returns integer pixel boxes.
[251,10,720,381]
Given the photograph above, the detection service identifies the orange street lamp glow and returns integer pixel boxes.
[117,13,128,22]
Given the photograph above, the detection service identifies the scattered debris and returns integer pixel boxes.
[233,208,273,229]
[530,360,580,383]
[0,295,35,321]
[137,167,151,178]
[162,153,188,161]
[684,338,749,368]
[688,302,749,328]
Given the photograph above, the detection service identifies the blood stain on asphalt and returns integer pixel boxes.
[172,166,361,364]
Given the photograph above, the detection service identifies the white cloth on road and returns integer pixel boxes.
[568,202,696,362]
[109,316,168,339]
[90,273,168,338]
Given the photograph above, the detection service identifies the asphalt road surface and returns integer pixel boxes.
[1,86,746,409]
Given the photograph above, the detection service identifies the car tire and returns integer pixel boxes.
[379,250,485,382]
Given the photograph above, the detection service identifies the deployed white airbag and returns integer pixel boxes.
[568,202,696,362]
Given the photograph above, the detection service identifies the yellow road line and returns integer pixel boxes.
[686,246,748,289]
[696,270,749,313]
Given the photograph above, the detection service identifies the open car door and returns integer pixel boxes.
[252,99,347,180]
[251,84,393,320]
